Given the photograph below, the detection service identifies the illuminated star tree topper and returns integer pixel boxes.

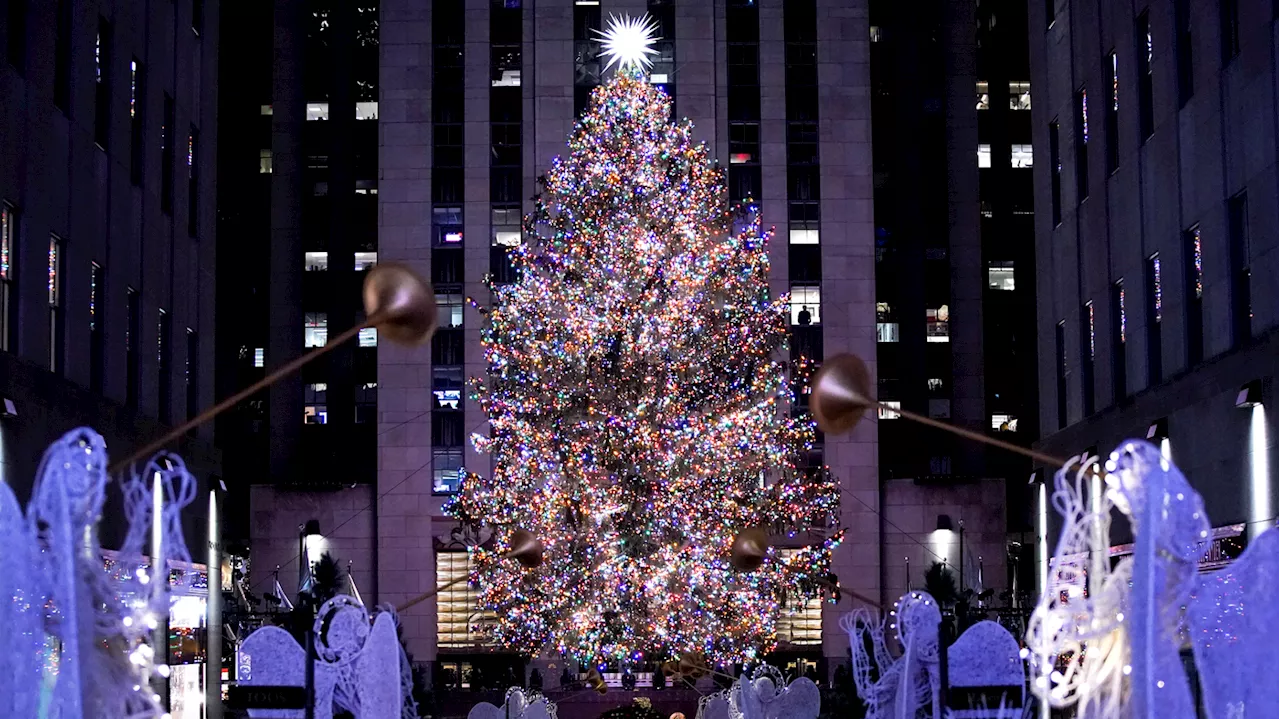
[455,52,842,667]
[594,14,661,72]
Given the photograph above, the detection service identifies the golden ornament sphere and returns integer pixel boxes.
[810,353,874,435]
[362,262,437,346]
[730,528,770,571]
[507,529,544,569]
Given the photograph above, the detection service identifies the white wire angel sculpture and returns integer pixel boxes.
[1025,441,1211,719]
[841,591,943,719]
[0,428,198,719]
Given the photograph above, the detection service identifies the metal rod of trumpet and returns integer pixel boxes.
[876,402,1066,467]
[109,318,380,475]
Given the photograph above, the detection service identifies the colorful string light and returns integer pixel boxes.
[453,67,841,666]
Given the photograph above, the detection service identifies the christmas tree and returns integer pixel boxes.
[454,16,842,666]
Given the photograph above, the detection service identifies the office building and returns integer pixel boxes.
[247,0,1018,691]
[0,0,222,712]
[869,0,1038,596]
[1028,0,1277,543]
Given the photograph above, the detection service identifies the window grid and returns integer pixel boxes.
[1185,226,1204,365]
[1137,11,1154,139]
[0,203,14,353]
[90,261,104,391]
[1075,90,1089,201]
[1146,254,1163,384]
[48,236,63,373]
[435,552,496,647]
[1049,121,1062,225]
[1112,280,1127,400]
[158,309,171,423]
[1106,52,1119,173]
[775,549,822,645]
[126,288,140,409]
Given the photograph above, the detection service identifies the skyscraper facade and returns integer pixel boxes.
[1027,0,1277,541]
[244,0,1026,690]
[1,1,221,500]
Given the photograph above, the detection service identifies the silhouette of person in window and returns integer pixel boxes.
[797,305,813,326]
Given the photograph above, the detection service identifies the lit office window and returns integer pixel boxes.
[789,284,821,325]
[977,144,992,168]
[789,229,819,245]
[358,327,377,347]
[1010,81,1031,110]
[253,348,264,368]
[354,252,378,271]
[436,552,495,646]
[878,402,901,419]
[926,306,950,342]
[304,382,327,424]
[306,103,329,121]
[436,292,464,329]
[304,313,328,348]
[1011,144,1034,168]
[355,102,378,120]
[976,81,990,110]
[433,448,465,494]
[305,252,328,271]
[259,149,273,174]
[987,261,1016,290]
[991,414,1018,431]
[774,549,822,645]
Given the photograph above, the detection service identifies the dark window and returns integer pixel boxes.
[1075,89,1089,201]
[0,202,16,353]
[728,166,762,204]
[1111,280,1127,400]
[54,0,71,111]
[131,59,145,185]
[185,328,199,423]
[95,18,112,148]
[1145,253,1162,385]
[1044,0,1055,29]
[1184,226,1203,364]
[193,0,204,35]
[1105,52,1119,173]
[729,122,760,164]
[787,122,819,165]
[158,309,171,423]
[1080,301,1095,415]
[432,329,464,366]
[161,94,175,214]
[1049,121,1062,224]
[90,261,104,391]
[1136,11,1154,140]
[433,169,464,203]
[126,288,140,409]
[7,0,27,74]
[1055,320,1067,429]
[1221,0,1241,62]
[432,412,465,447]
[1228,193,1252,346]
[1175,0,1193,105]
[188,126,199,236]
[48,235,63,374]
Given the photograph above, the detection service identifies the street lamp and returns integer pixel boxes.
[299,519,321,594]
[936,514,965,593]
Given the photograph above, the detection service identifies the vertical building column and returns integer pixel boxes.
[327,0,358,456]
[269,0,305,482]
[463,0,491,517]
[675,0,717,146]
[815,0,878,656]
[531,0,573,187]
[943,0,985,474]
[758,0,788,293]
[377,0,435,658]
